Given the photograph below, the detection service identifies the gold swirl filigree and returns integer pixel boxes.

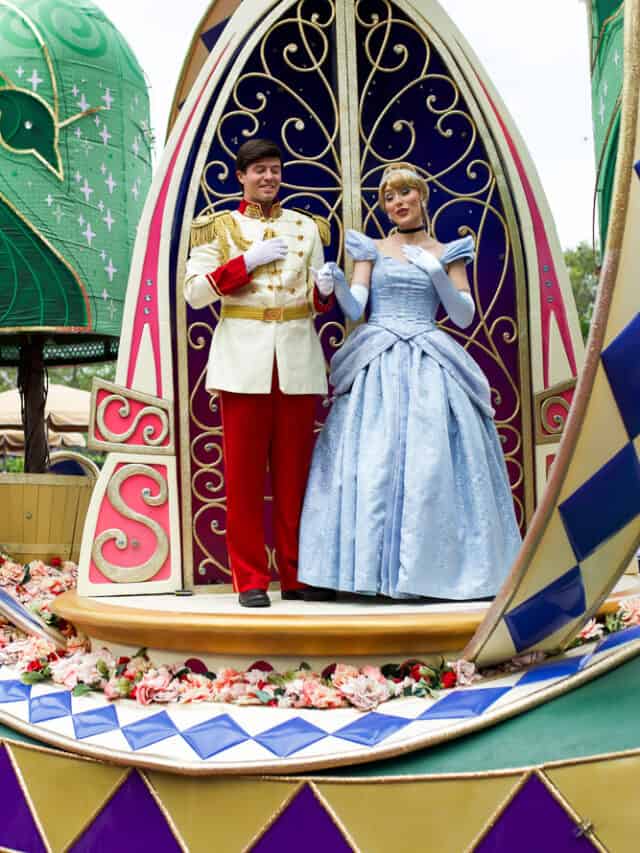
[540,396,571,435]
[92,465,169,583]
[96,394,169,447]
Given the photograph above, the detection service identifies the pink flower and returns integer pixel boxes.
[104,678,125,700]
[178,673,216,703]
[578,618,604,641]
[0,561,23,585]
[301,679,345,709]
[620,597,640,626]
[338,675,391,711]
[136,668,179,705]
[505,650,547,672]
[331,663,360,688]
[360,665,386,684]
[448,659,480,687]
[28,561,49,579]
[50,655,82,689]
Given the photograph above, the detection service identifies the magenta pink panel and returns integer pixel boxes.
[93,388,170,449]
[89,463,171,584]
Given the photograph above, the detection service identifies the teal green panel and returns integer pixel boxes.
[0,192,87,327]
[0,0,152,340]
[317,655,640,778]
[0,722,46,748]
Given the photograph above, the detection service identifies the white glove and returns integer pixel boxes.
[311,263,335,298]
[315,262,368,321]
[243,238,288,272]
[402,244,475,329]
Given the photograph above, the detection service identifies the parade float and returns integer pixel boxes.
[0,0,639,850]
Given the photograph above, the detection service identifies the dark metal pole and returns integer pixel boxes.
[17,338,49,473]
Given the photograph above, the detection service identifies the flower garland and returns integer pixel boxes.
[1,553,640,712]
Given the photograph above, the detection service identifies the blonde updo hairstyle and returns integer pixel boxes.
[378,162,431,234]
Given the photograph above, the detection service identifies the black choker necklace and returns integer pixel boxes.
[397,225,426,234]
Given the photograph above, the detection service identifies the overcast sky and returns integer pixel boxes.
[101,0,595,249]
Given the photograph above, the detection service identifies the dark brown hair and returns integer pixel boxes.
[235,139,282,173]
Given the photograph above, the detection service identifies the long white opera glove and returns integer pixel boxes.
[314,262,368,321]
[402,244,475,329]
[243,237,288,272]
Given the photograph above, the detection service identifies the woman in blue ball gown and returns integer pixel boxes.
[299,163,521,600]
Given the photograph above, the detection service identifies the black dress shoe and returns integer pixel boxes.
[303,586,337,602]
[280,590,305,600]
[238,589,271,608]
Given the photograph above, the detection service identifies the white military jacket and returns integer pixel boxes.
[184,201,329,395]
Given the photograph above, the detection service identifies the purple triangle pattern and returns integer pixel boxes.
[68,770,182,853]
[251,783,352,852]
[475,774,598,852]
[0,743,46,853]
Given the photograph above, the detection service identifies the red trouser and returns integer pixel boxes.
[219,368,317,593]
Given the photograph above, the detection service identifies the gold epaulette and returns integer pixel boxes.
[190,209,252,264]
[292,208,331,247]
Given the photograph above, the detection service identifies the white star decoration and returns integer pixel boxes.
[94,114,101,127]
[16,66,24,78]
[78,214,85,226]
[105,173,116,194]
[98,200,105,212]
[83,222,96,246]
[102,88,114,109]
[53,205,64,224]
[77,93,90,112]
[80,178,93,203]
[103,209,115,231]
[74,170,82,183]
[29,69,43,91]
[74,127,82,139]
[131,181,139,200]
[45,194,53,207]
[100,125,112,146]
[100,163,107,175]
[72,84,79,97]
[599,97,606,124]
[102,289,109,301]
[100,249,107,262]
[105,258,117,281]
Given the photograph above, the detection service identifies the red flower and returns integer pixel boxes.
[47,652,59,662]
[117,657,131,666]
[27,660,43,672]
[0,555,5,565]
[321,663,337,680]
[248,660,274,673]
[129,685,137,700]
[49,556,62,568]
[441,670,457,689]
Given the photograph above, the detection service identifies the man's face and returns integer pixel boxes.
[236,157,282,205]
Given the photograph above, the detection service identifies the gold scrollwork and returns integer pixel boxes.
[92,465,169,583]
[356,0,522,511]
[96,394,170,447]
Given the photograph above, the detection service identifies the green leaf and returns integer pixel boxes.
[133,647,148,660]
[21,669,46,684]
[298,662,311,671]
[96,659,110,679]
[72,683,93,697]
[254,689,273,704]
[21,563,31,585]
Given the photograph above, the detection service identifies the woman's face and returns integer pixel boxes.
[383,184,423,229]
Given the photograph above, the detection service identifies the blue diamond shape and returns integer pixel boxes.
[602,313,640,440]
[505,565,586,652]
[0,680,31,704]
[121,711,178,751]
[181,714,249,759]
[29,690,72,723]
[516,655,586,686]
[419,687,510,720]
[72,705,119,739]
[254,717,326,758]
[559,444,640,562]
[334,712,410,747]
[596,623,640,654]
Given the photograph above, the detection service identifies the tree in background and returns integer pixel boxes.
[564,242,599,341]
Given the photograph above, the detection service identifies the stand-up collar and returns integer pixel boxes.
[238,199,282,221]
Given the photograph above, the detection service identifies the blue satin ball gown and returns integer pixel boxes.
[298,230,521,599]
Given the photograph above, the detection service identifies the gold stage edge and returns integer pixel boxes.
[52,576,637,661]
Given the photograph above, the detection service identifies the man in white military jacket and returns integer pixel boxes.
[184,139,335,607]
